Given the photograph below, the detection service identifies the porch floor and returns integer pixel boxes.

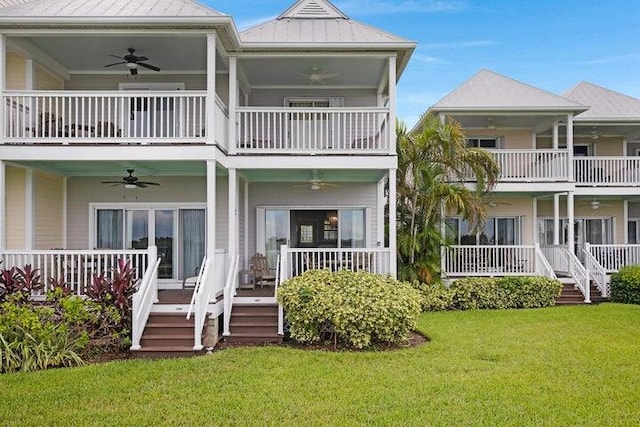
[156,286,275,304]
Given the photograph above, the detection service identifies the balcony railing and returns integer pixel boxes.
[575,157,640,186]
[442,245,540,276]
[2,91,223,144]
[279,247,392,280]
[0,248,152,296]
[464,149,569,182]
[586,244,640,272]
[235,107,390,153]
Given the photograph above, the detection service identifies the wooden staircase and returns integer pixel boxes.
[226,304,283,344]
[133,313,204,359]
[556,278,608,305]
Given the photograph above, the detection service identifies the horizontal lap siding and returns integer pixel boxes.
[66,176,228,250]
[5,167,26,249]
[7,53,26,90]
[247,182,379,257]
[35,171,64,249]
[36,66,64,90]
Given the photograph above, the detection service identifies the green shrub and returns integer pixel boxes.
[277,270,421,349]
[610,265,640,304]
[449,276,562,310]
[407,281,453,311]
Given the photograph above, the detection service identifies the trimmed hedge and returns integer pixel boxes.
[411,276,562,311]
[277,269,421,349]
[610,265,640,304]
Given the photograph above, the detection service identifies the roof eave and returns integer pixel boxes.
[430,106,590,114]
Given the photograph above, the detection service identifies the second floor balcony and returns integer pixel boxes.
[464,149,570,183]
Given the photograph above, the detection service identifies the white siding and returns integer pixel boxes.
[5,167,26,249]
[65,74,207,91]
[247,182,378,256]
[249,89,377,107]
[35,171,64,249]
[66,175,229,249]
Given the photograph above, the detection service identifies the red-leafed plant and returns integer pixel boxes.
[85,259,138,328]
[0,264,43,302]
[47,276,72,297]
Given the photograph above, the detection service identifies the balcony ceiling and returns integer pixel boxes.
[15,35,219,73]
[239,57,387,89]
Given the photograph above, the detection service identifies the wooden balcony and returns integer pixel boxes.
[2,91,228,149]
[235,107,391,154]
[574,157,640,186]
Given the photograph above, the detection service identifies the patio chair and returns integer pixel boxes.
[251,253,276,288]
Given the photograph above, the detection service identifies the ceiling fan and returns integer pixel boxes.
[293,170,340,191]
[484,198,511,208]
[590,127,600,140]
[581,198,613,210]
[104,48,161,76]
[295,67,339,84]
[102,169,159,189]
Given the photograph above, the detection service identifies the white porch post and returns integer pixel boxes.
[532,197,538,244]
[228,56,237,155]
[62,176,68,249]
[25,169,34,249]
[206,160,217,261]
[388,55,397,153]
[388,168,397,278]
[244,179,249,268]
[228,168,237,263]
[377,175,386,246]
[206,33,217,145]
[0,160,5,249]
[567,192,575,254]
[624,199,629,243]
[440,201,446,276]
[567,114,574,181]
[552,121,559,150]
[553,193,560,245]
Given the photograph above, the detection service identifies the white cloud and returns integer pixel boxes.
[585,53,640,65]
[336,0,466,15]
[413,53,444,64]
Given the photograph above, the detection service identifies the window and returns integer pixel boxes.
[447,217,521,245]
[467,137,499,149]
[629,219,640,244]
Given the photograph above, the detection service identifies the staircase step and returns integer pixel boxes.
[133,346,204,359]
[147,313,195,325]
[230,313,278,323]
[141,334,197,348]
[225,333,283,344]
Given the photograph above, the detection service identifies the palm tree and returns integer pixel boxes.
[396,113,500,283]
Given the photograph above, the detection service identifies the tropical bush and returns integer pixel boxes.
[277,270,421,349]
[610,265,640,304]
[408,280,453,311]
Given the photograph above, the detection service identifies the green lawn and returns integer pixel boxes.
[2,304,639,426]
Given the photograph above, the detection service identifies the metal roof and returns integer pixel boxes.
[0,0,223,17]
[241,0,412,45]
[431,69,588,112]
[565,81,640,122]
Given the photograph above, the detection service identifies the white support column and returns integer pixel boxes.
[531,133,537,149]
[438,113,445,125]
[206,161,217,260]
[553,193,560,245]
[388,55,397,153]
[624,199,629,243]
[440,201,446,276]
[205,34,217,145]
[532,197,538,243]
[228,168,237,263]
[244,179,249,269]
[228,56,238,155]
[62,176,68,249]
[388,168,397,278]
[567,114,574,181]
[0,34,6,143]
[24,169,34,249]
[0,160,5,249]
[623,139,628,156]
[376,176,386,246]
[552,121,559,150]
[567,192,575,254]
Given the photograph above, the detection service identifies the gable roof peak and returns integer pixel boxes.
[278,0,348,20]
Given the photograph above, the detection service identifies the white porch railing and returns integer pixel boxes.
[541,245,590,303]
[442,245,537,276]
[281,247,392,278]
[463,149,569,182]
[3,90,210,143]
[235,107,390,153]
[276,253,284,336]
[130,247,160,351]
[222,254,240,337]
[534,244,557,279]
[575,157,640,186]
[0,248,150,296]
[186,256,211,351]
[583,245,609,297]
[587,244,640,272]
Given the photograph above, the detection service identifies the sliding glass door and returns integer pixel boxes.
[95,207,205,280]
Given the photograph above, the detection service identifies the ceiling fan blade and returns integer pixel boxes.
[130,68,138,76]
[320,183,341,188]
[109,54,125,60]
[317,73,339,80]
[138,62,160,72]
[136,55,149,61]
[295,71,310,78]
[136,181,160,186]
[101,180,124,184]
[136,183,148,188]
[104,61,126,68]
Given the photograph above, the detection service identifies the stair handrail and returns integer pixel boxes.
[275,251,285,336]
[186,255,208,320]
[534,244,557,279]
[130,247,160,350]
[188,257,212,351]
[223,254,240,337]
[582,245,609,298]
[564,249,591,304]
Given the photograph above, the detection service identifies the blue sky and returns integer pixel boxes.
[205,0,640,127]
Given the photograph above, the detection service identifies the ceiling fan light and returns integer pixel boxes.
[124,183,137,189]
[310,183,321,191]
[126,62,138,69]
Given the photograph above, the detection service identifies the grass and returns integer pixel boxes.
[1,303,640,426]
